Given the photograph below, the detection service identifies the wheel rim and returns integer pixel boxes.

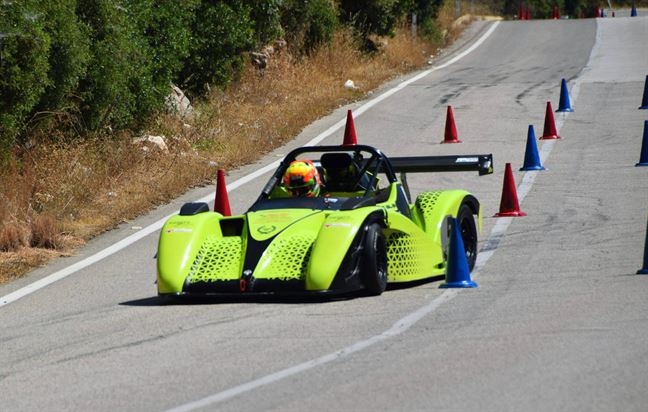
[460,215,477,268]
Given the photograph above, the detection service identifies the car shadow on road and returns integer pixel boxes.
[119,294,359,307]
[120,277,445,307]
[385,275,445,291]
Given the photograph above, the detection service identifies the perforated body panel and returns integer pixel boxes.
[186,236,242,283]
[255,234,315,281]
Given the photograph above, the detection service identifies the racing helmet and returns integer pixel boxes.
[283,160,321,197]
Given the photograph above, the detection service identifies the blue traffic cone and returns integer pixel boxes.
[557,78,573,112]
[631,1,637,16]
[440,217,477,288]
[640,75,648,109]
[636,120,648,167]
[638,215,648,274]
[520,125,546,171]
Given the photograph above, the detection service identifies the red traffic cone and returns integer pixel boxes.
[342,109,357,146]
[214,169,231,216]
[441,105,462,143]
[540,101,560,140]
[495,163,527,217]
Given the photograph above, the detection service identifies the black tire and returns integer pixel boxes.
[457,204,478,271]
[360,223,388,296]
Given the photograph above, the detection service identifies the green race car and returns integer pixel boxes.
[156,144,493,297]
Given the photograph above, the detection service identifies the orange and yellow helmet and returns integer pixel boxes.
[283,160,321,197]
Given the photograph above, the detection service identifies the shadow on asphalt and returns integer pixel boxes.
[120,275,445,307]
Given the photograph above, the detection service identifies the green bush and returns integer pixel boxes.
[338,0,409,37]
[75,0,171,132]
[338,0,410,50]
[409,0,444,40]
[564,0,599,17]
[280,0,338,55]
[179,1,255,96]
[245,0,284,48]
[0,0,51,157]
[36,0,91,123]
[147,0,197,90]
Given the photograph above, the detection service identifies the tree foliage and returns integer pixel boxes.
[410,0,445,39]
[280,0,338,55]
[0,0,51,155]
[245,0,284,48]
[179,1,255,95]
[338,0,408,48]
[336,0,446,51]
[0,0,445,160]
[37,0,90,121]
[76,0,161,131]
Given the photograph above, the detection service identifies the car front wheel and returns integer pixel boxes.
[457,204,478,271]
[360,223,388,296]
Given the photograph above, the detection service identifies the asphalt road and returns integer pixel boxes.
[1,15,648,412]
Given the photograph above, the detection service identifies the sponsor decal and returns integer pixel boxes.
[324,223,351,228]
[455,157,478,163]
[165,228,193,233]
[257,212,294,223]
[168,220,192,226]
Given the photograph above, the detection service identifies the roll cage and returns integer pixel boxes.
[248,144,493,212]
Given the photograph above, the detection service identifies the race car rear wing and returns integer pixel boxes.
[387,154,494,176]
[382,154,493,203]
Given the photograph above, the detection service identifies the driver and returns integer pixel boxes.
[283,160,321,197]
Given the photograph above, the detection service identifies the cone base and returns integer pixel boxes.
[441,139,462,144]
[440,279,477,288]
[540,135,560,140]
[636,162,648,167]
[494,210,527,217]
[556,108,573,112]
[638,268,648,274]
[640,106,648,110]
[520,165,546,171]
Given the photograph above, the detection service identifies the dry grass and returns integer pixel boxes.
[0,15,482,283]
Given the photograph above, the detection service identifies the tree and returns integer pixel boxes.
[338,0,410,51]
[280,0,337,55]
[179,0,255,95]
[0,0,51,158]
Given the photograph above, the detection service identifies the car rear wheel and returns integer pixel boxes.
[457,204,478,271]
[361,223,388,296]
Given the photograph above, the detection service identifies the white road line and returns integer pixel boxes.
[164,18,602,410]
[0,22,501,308]
[161,22,505,412]
[165,290,458,412]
